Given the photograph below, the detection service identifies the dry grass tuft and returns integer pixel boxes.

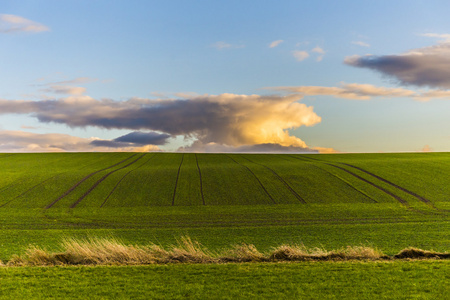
[394,247,450,259]
[220,243,267,262]
[4,236,448,266]
[270,244,311,261]
[270,244,385,261]
[166,236,215,263]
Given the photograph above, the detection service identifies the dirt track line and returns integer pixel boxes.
[100,154,156,208]
[283,155,378,203]
[340,163,434,206]
[70,154,146,208]
[241,155,306,204]
[195,154,205,205]
[45,154,139,209]
[172,154,185,206]
[226,155,276,204]
[325,163,409,206]
[293,155,434,207]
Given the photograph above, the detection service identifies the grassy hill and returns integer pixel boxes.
[0,152,448,209]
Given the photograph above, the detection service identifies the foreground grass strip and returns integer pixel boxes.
[5,237,449,266]
[1,261,448,299]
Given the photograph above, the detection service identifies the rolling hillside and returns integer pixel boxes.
[0,152,448,210]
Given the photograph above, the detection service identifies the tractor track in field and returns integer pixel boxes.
[324,163,409,206]
[100,154,156,208]
[280,155,378,203]
[45,153,139,209]
[226,155,276,204]
[70,153,147,208]
[288,155,408,205]
[295,155,437,208]
[194,154,205,205]
[289,155,437,209]
[172,154,185,206]
[240,155,306,204]
[340,163,436,208]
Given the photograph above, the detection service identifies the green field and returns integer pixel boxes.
[0,152,448,298]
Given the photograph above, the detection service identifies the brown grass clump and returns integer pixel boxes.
[4,236,449,266]
[270,244,313,261]
[270,245,385,261]
[165,236,215,264]
[393,247,450,259]
[220,243,267,262]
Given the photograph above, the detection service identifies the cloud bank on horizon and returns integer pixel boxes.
[0,93,324,153]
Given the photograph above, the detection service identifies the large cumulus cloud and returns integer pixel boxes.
[0,93,321,149]
[345,42,450,89]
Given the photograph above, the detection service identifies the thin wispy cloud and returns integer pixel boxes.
[42,86,87,96]
[269,40,284,48]
[269,83,450,101]
[0,14,49,33]
[211,41,244,50]
[419,33,450,42]
[52,77,98,85]
[352,41,370,47]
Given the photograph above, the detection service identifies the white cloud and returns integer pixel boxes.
[312,47,325,54]
[352,41,370,47]
[420,33,450,42]
[211,41,244,50]
[292,50,309,62]
[269,40,284,48]
[312,46,325,62]
[0,14,49,33]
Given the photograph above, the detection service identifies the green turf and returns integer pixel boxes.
[0,261,448,299]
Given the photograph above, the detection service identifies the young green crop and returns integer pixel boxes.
[0,261,448,299]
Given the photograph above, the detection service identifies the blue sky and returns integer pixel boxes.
[0,0,449,152]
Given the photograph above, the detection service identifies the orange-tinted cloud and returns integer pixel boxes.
[269,83,416,100]
[0,93,321,149]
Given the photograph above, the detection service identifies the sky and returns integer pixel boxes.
[1,0,449,153]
